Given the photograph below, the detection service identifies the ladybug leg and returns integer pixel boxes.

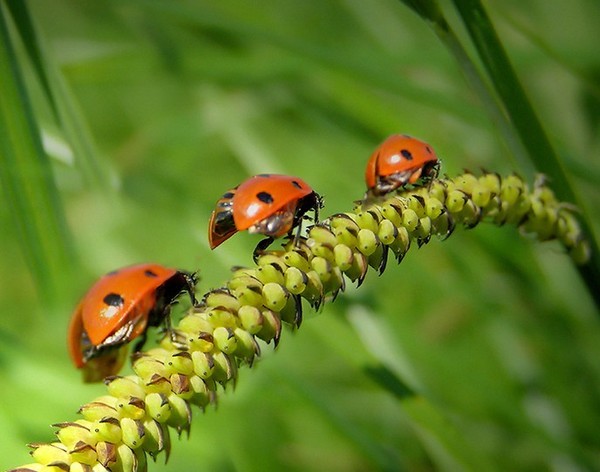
[182,271,199,306]
[253,236,275,263]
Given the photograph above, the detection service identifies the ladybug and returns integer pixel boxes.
[67,263,197,382]
[208,174,322,255]
[365,134,440,197]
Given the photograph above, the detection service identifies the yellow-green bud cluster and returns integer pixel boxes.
[11,172,589,472]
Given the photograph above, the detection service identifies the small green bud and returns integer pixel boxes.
[445,190,466,213]
[206,307,237,329]
[133,356,168,384]
[367,241,388,274]
[78,398,119,422]
[211,352,236,384]
[119,418,145,450]
[407,196,427,218]
[302,270,325,308]
[142,419,168,458]
[309,242,335,262]
[233,327,260,359]
[479,172,501,195]
[308,225,338,247]
[54,421,93,451]
[284,266,308,295]
[380,202,403,227]
[459,199,482,228]
[255,264,285,285]
[202,289,241,312]
[191,351,215,379]
[279,293,302,326]
[70,463,94,472]
[344,251,368,285]
[417,217,432,241]
[189,375,214,409]
[256,254,287,271]
[321,264,345,296]
[233,285,265,308]
[114,443,145,472]
[356,229,378,256]
[92,418,122,444]
[471,184,492,208]
[143,374,172,396]
[170,373,193,398]
[144,393,171,423]
[116,397,146,421]
[262,282,289,312]
[30,443,70,466]
[95,441,116,469]
[571,240,591,265]
[377,219,397,245]
[165,393,192,433]
[167,352,194,376]
[178,314,214,339]
[237,305,264,334]
[333,243,354,271]
[68,441,97,466]
[311,256,332,282]
[228,274,262,291]
[106,377,146,401]
[283,249,311,273]
[431,212,455,239]
[354,211,380,233]
[187,331,214,353]
[501,174,524,205]
[257,309,282,345]
[425,197,445,220]
[428,180,448,203]
[213,326,238,354]
[401,208,419,232]
[331,217,359,248]
[388,226,411,261]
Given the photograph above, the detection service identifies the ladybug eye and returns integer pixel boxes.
[144,270,158,277]
[401,149,413,160]
[103,293,125,307]
[256,191,274,204]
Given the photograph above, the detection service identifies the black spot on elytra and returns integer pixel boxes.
[144,270,158,278]
[426,146,432,154]
[291,180,302,190]
[401,149,413,160]
[257,173,272,178]
[103,293,124,307]
[257,191,274,204]
[106,270,119,276]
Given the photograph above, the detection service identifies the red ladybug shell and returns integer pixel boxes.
[208,174,319,249]
[67,263,196,381]
[365,135,439,196]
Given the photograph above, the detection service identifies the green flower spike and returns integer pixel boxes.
[11,171,589,472]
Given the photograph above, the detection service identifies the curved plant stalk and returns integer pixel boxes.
[9,171,589,472]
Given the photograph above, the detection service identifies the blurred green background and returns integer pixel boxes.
[1,0,599,470]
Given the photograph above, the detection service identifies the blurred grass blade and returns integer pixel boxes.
[5,0,57,118]
[0,4,76,303]
[402,396,499,472]
[5,0,111,191]
[450,0,574,201]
